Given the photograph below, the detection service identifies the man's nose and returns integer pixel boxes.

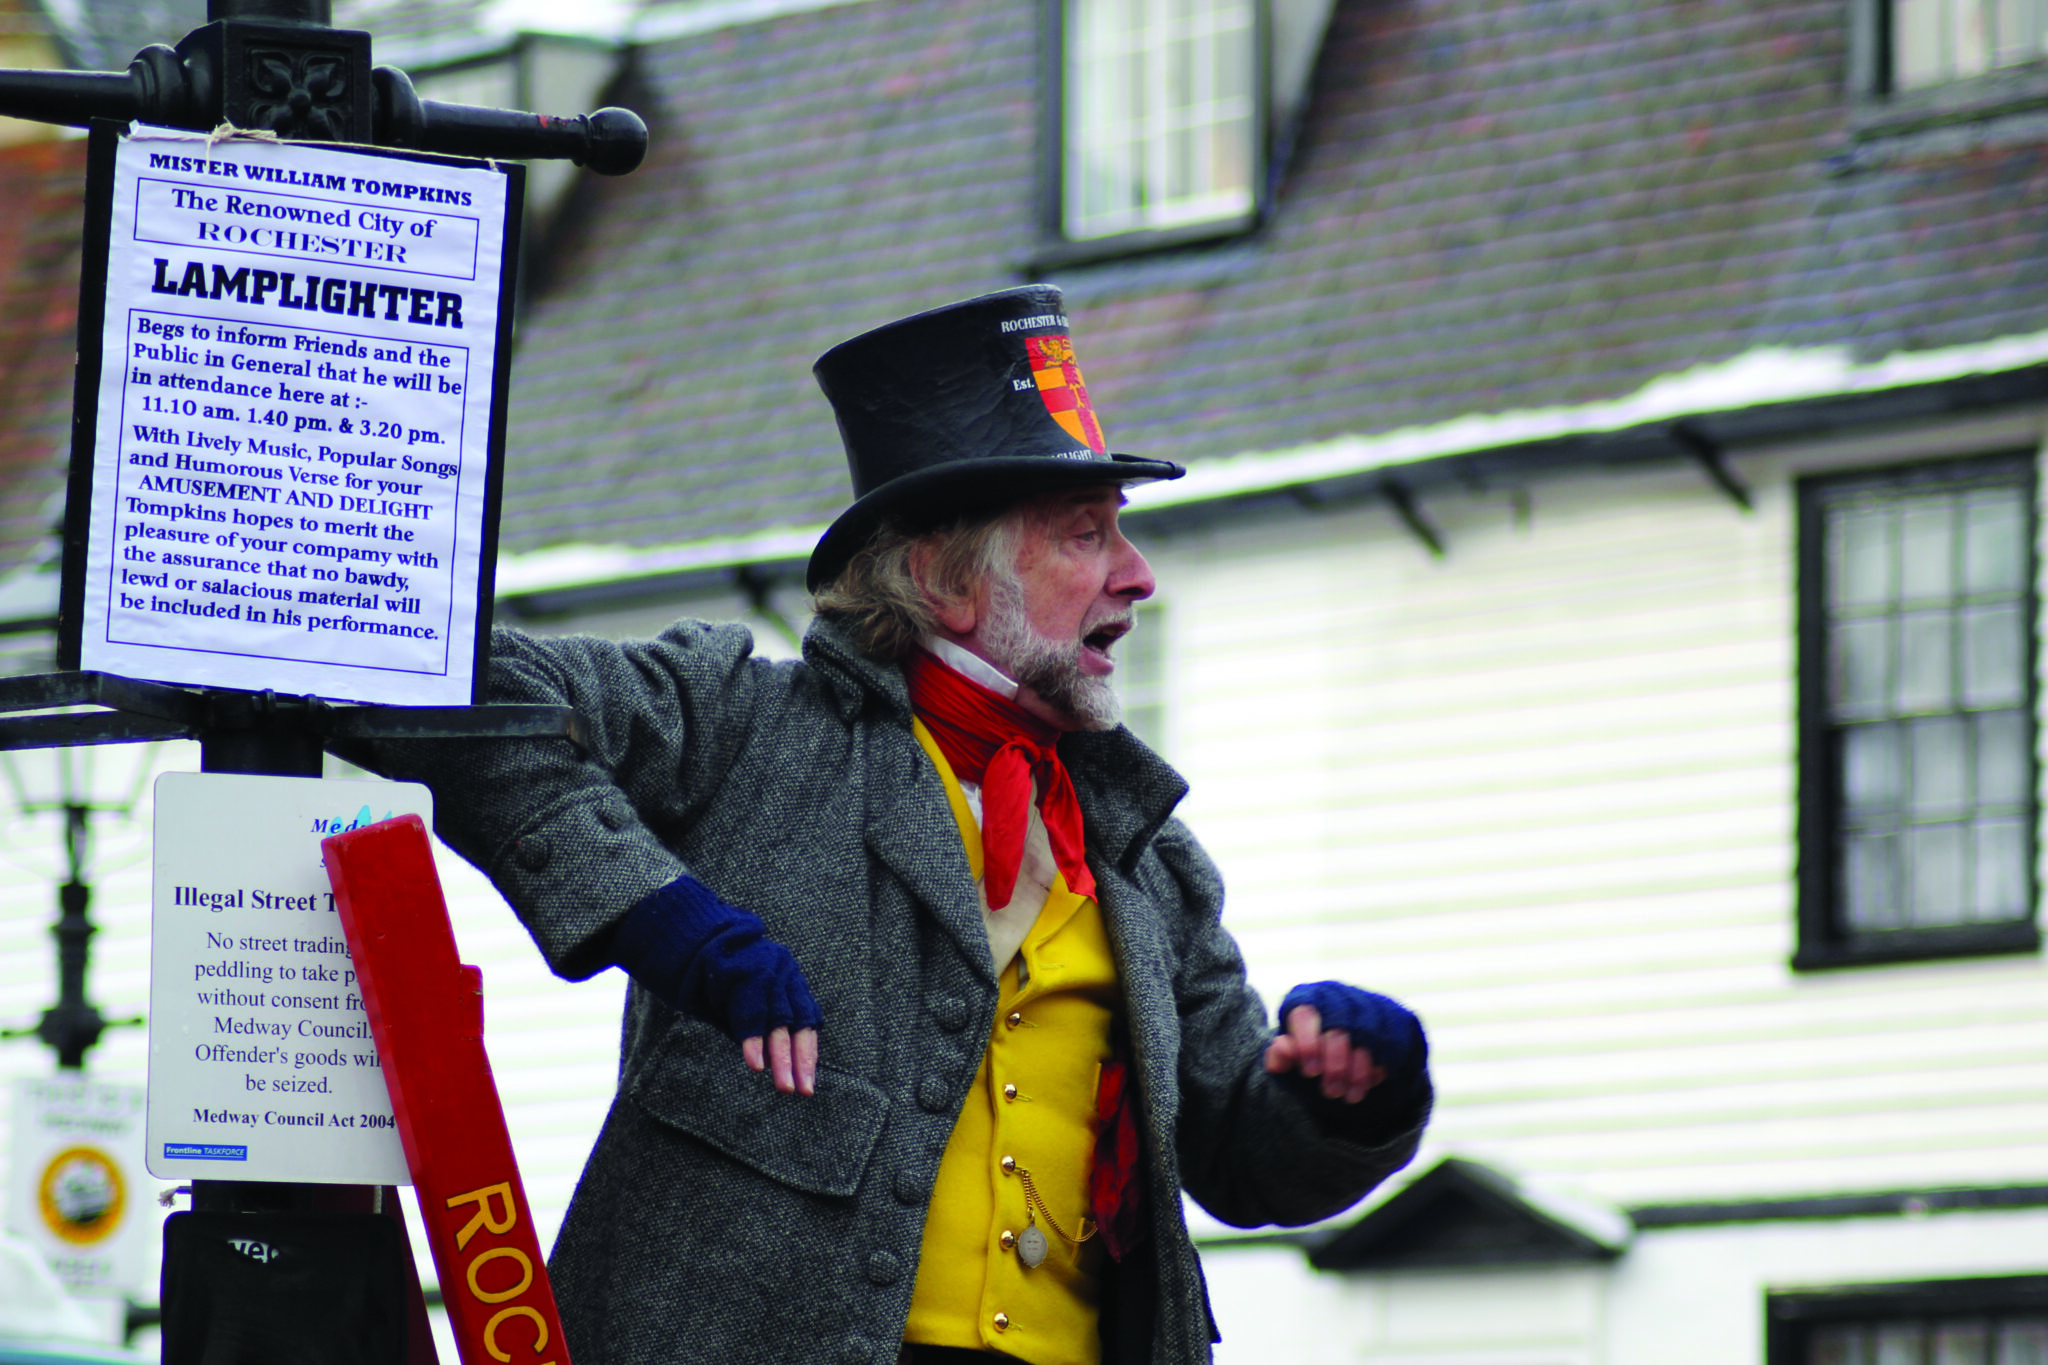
[1109,531,1155,603]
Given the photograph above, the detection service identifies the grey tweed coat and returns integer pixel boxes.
[364,614,1428,1365]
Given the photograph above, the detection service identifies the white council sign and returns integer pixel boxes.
[148,772,430,1185]
[75,125,513,705]
[6,1077,151,1298]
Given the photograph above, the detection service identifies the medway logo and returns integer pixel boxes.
[310,805,393,835]
[1025,335,1106,454]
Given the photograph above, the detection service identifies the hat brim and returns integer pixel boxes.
[805,452,1184,591]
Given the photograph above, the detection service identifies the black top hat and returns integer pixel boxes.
[806,285,1184,590]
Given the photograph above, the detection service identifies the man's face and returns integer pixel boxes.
[968,485,1156,731]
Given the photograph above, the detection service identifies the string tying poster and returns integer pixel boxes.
[60,124,521,706]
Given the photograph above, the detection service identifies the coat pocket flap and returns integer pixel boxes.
[627,1016,888,1199]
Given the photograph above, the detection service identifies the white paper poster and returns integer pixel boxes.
[74,126,513,705]
[147,772,430,1185]
[6,1077,151,1297]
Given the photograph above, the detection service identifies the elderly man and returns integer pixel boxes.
[377,287,1429,1365]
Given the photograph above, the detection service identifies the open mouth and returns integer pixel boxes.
[1082,619,1131,660]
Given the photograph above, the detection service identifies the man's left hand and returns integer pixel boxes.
[1262,982,1424,1106]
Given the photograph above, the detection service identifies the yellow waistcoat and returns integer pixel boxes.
[903,719,1116,1365]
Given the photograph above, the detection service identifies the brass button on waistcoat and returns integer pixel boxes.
[1002,1083,1018,1101]
[992,1313,1011,1332]
[999,1229,1017,1251]
[1000,1154,1016,1174]
[1005,1011,1022,1029]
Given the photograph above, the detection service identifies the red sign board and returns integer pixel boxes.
[323,815,571,1365]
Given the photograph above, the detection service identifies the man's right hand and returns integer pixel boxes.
[610,873,824,1096]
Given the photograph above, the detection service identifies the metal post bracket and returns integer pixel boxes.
[0,671,587,754]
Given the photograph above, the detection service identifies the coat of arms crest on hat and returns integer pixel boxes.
[1026,334,1107,454]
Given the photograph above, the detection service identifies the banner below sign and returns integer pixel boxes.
[60,124,523,706]
[147,772,430,1185]
[6,1077,152,1298]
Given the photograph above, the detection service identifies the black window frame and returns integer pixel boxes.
[1793,452,2042,971]
[1030,0,1272,271]
[1849,0,2048,139]
[1767,1275,2048,1365]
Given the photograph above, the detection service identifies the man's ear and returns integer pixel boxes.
[909,541,978,635]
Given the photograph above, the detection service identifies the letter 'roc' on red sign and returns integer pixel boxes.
[323,815,570,1365]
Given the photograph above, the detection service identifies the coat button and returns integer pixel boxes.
[837,1335,873,1365]
[917,1075,952,1113]
[993,1313,1011,1332]
[514,836,552,872]
[894,1171,926,1204]
[930,995,968,1031]
[597,796,631,830]
[865,1251,900,1285]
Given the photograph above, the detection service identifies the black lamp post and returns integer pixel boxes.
[0,4,624,1353]
[0,745,153,1069]
[0,0,647,174]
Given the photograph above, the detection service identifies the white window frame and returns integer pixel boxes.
[1058,0,1263,244]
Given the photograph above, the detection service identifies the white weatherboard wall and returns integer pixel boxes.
[1153,412,2048,1213]
[1161,409,2048,1363]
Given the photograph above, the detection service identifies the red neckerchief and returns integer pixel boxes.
[903,647,1096,906]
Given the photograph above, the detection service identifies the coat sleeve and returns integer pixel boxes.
[1152,820,1432,1230]
[335,619,769,981]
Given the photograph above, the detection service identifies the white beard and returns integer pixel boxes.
[980,572,1124,732]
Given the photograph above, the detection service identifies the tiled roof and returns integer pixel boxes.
[492,0,2048,559]
[38,0,205,72]
[5,0,2048,580]
[0,138,86,578]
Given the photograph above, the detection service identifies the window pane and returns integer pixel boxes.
[1952,0,1991,72]
[1907,823,1968,924]
[1998,1321,2048,1365]
[1975,709,2030,807]
[1896,0,1949,87]
[1845,832,1902,928]
[1834,618,1894,717]
[1818,1326,1871,1365]
[1844,723,1903,813]
[1973,819,2029,921]
[1910,715,1969,814]
[1900,496,1956,602]
[1962,604,2027,709]
[1937,1323,1992,1365]
[1897,612,1955,713]
[1835,508,1894,610]
[1965,492,2028,594]
[1877,1323,1930,1365]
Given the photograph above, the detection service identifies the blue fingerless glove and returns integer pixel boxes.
[1275,981,1428,1133]
[609,874,823,1041]
[1278,981,1426,1080]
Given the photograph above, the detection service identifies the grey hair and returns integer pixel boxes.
[811,509,1024,661]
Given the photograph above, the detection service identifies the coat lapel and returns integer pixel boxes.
[863,722,998,986]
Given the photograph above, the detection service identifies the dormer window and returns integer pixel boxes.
[1040,0,1334,266]
[1060,0,1259,243]
[1891,0,2048,89]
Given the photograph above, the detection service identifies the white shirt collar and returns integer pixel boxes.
[920,635,1019,700]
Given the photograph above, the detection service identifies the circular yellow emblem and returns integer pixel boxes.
[36,1146,125,1246]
